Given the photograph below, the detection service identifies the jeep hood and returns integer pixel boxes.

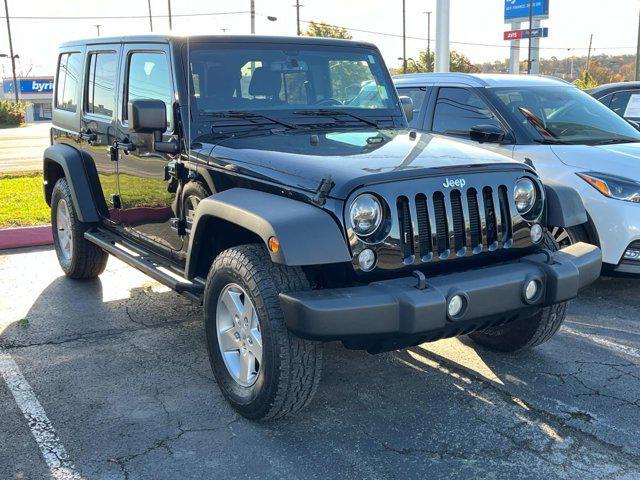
[202,130,524,199]
[551,143,640,180]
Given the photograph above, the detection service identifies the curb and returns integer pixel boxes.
[0,225,53,250]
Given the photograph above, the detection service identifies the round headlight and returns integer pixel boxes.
[350,194,382,237]
[514,178,537,215]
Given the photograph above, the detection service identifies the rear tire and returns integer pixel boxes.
[203,244,323,420]
[468,233,568,352]
[51,177,108,279]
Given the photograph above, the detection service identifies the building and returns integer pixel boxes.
[1,77,54,122]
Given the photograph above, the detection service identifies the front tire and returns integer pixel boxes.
[468,233,568,352]
[203,244,323,420]
[51,177,108,279]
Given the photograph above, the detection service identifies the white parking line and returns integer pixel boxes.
[0,348,84,480]
[562,326,640,360]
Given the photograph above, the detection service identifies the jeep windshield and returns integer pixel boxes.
[490,86,640,145]
[185,42,401,131]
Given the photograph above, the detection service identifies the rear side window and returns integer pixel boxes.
[85,52,117,118]
[125,51,172,128]
[609,91,640,120]
[432,87,500,136]
[55,52,83,112]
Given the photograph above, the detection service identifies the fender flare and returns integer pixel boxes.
[43,144,102,223]
[185,188,351,278]
[544,180,588,229]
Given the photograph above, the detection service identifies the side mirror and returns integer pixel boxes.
[469,124,506,144]
[128,99,167,133]
[399,96,414,124]
[128,99,179,154]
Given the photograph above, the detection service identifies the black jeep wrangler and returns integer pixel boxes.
[44,35,601,420]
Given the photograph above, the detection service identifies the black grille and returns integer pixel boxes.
[397,185,512,262]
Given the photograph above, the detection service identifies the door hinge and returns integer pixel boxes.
[110,194,121,209]
[170,217,187,236]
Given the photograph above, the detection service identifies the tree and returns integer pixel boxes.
[303,21,352,39]
[390,49,479,74]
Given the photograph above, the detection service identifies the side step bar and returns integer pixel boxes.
[85,228,204,302]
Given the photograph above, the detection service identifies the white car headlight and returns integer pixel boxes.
[577,172,640,203]
[349,194,382,237]
[514,178,537,215]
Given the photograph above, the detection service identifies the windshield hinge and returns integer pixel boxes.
[312,175,335,206]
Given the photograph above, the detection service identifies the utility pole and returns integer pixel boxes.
[402,0,407,73]
[435,0,450,72]
[3,0,19,103]
[296,0,301,36]
[509,21,521,74]
[147,0,153,32]
[250,0,255,34]
[636,7,640,80]
[586,33,593,75]
[167,0,172,30]
[425,11,432,72]
[93,24,102,36]
[526,0,533,74]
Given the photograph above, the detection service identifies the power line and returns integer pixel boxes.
[0,10,249,20]
[296,18,636,52]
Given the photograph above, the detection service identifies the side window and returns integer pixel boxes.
[55,52,82,112]
[432,87,500,137]
[609,91,640,120]
[126,52,172,128]
[397,87,428,127]
[85,52,117,118]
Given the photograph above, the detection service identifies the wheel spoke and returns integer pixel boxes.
[248,331,262,359]
[222,290,244,319]
[556,230,570,243]
[239,352,253,384]
[219,327,238,352]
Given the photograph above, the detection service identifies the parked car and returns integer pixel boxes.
[394,73,640,275]
[587,81,640,123]
[44,37,600,420]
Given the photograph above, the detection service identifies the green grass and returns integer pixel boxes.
[0,171,50,228]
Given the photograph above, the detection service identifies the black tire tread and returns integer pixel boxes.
[206,244,322,420]
[51,177,108,279]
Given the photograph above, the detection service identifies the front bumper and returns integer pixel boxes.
[280,243,601,341]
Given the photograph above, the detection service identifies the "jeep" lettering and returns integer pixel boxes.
[442,178,466,188]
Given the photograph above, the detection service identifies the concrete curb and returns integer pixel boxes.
[0,225,53,250]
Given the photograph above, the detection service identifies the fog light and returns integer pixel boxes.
[525,279,540,302]
[530,224,543,243]
[623,248,640,261]
[447,294,465,319]
[358,249,376,271]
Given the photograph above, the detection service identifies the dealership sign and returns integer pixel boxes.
[504,0,549,23]
[2,78,54,95]
[504,27,549,40]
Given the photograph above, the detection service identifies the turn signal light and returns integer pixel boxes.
[577,173,611,197]
[268,236,280,253]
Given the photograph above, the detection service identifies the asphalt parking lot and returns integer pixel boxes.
[0,123,51,173]
[1,246,639,480]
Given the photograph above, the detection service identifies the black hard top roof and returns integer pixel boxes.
[59,34,378,50]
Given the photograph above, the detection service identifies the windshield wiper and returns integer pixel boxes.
[200,111,303,130]
[532,138,572,145]
[293,109,380,128]
[590,138,640,146]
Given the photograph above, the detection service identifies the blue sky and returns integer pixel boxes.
[1,0,638,77]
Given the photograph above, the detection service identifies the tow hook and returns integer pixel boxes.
[412,270,427,290]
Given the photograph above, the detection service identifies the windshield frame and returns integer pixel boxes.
[179,40,405,127]
[486,85,640,146]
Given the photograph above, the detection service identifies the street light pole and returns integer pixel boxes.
[3,0,19,103]
[636,7,640,80]
[296,0,301,36]
[526,0,533,74]
[425,11,432,72]
[93,24,102,36]
[167,0,172,30]
[250,0,255,34]
[147,0,153,32]
[402,0,407,74]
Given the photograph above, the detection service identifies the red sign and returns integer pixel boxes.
[504,30,524,40]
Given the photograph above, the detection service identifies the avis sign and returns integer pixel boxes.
[504,27,549,40]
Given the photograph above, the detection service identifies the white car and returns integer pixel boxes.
[394,73,640,275]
